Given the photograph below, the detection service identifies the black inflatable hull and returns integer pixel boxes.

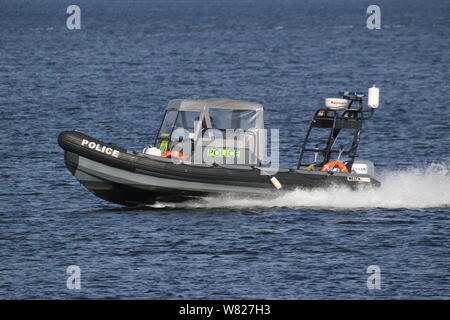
[57,131,381,206]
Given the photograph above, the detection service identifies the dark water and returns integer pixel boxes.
[1,0,449,299]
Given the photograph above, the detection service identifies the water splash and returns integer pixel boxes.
[150,163,450,210]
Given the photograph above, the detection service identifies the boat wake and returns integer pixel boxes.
[150,163,449,210]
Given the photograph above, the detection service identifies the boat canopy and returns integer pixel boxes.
[166,98,263,112]
[165,98,264,131]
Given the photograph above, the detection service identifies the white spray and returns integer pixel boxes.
[150,163,449,210]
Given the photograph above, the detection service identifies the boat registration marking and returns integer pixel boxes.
[81,139,120,158]
[347,176,371,183]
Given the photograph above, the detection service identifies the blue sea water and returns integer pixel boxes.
[0,0,449,299]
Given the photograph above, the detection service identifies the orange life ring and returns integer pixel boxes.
[320,161,349,173]
[161,150,187,161]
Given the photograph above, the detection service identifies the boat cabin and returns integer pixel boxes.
[154,98,266,165]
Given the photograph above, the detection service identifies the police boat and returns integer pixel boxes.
[58,86,381,206]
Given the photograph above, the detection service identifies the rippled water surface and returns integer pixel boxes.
[0,0,449,299]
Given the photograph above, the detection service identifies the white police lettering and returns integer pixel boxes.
[81,139,120,158]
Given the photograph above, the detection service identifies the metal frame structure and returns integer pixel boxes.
[297,92,376,171]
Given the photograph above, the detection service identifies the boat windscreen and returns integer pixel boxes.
[158,110,202,138]
[175,111,201,131]
[158,110,178,138]
[208,108,257,130]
